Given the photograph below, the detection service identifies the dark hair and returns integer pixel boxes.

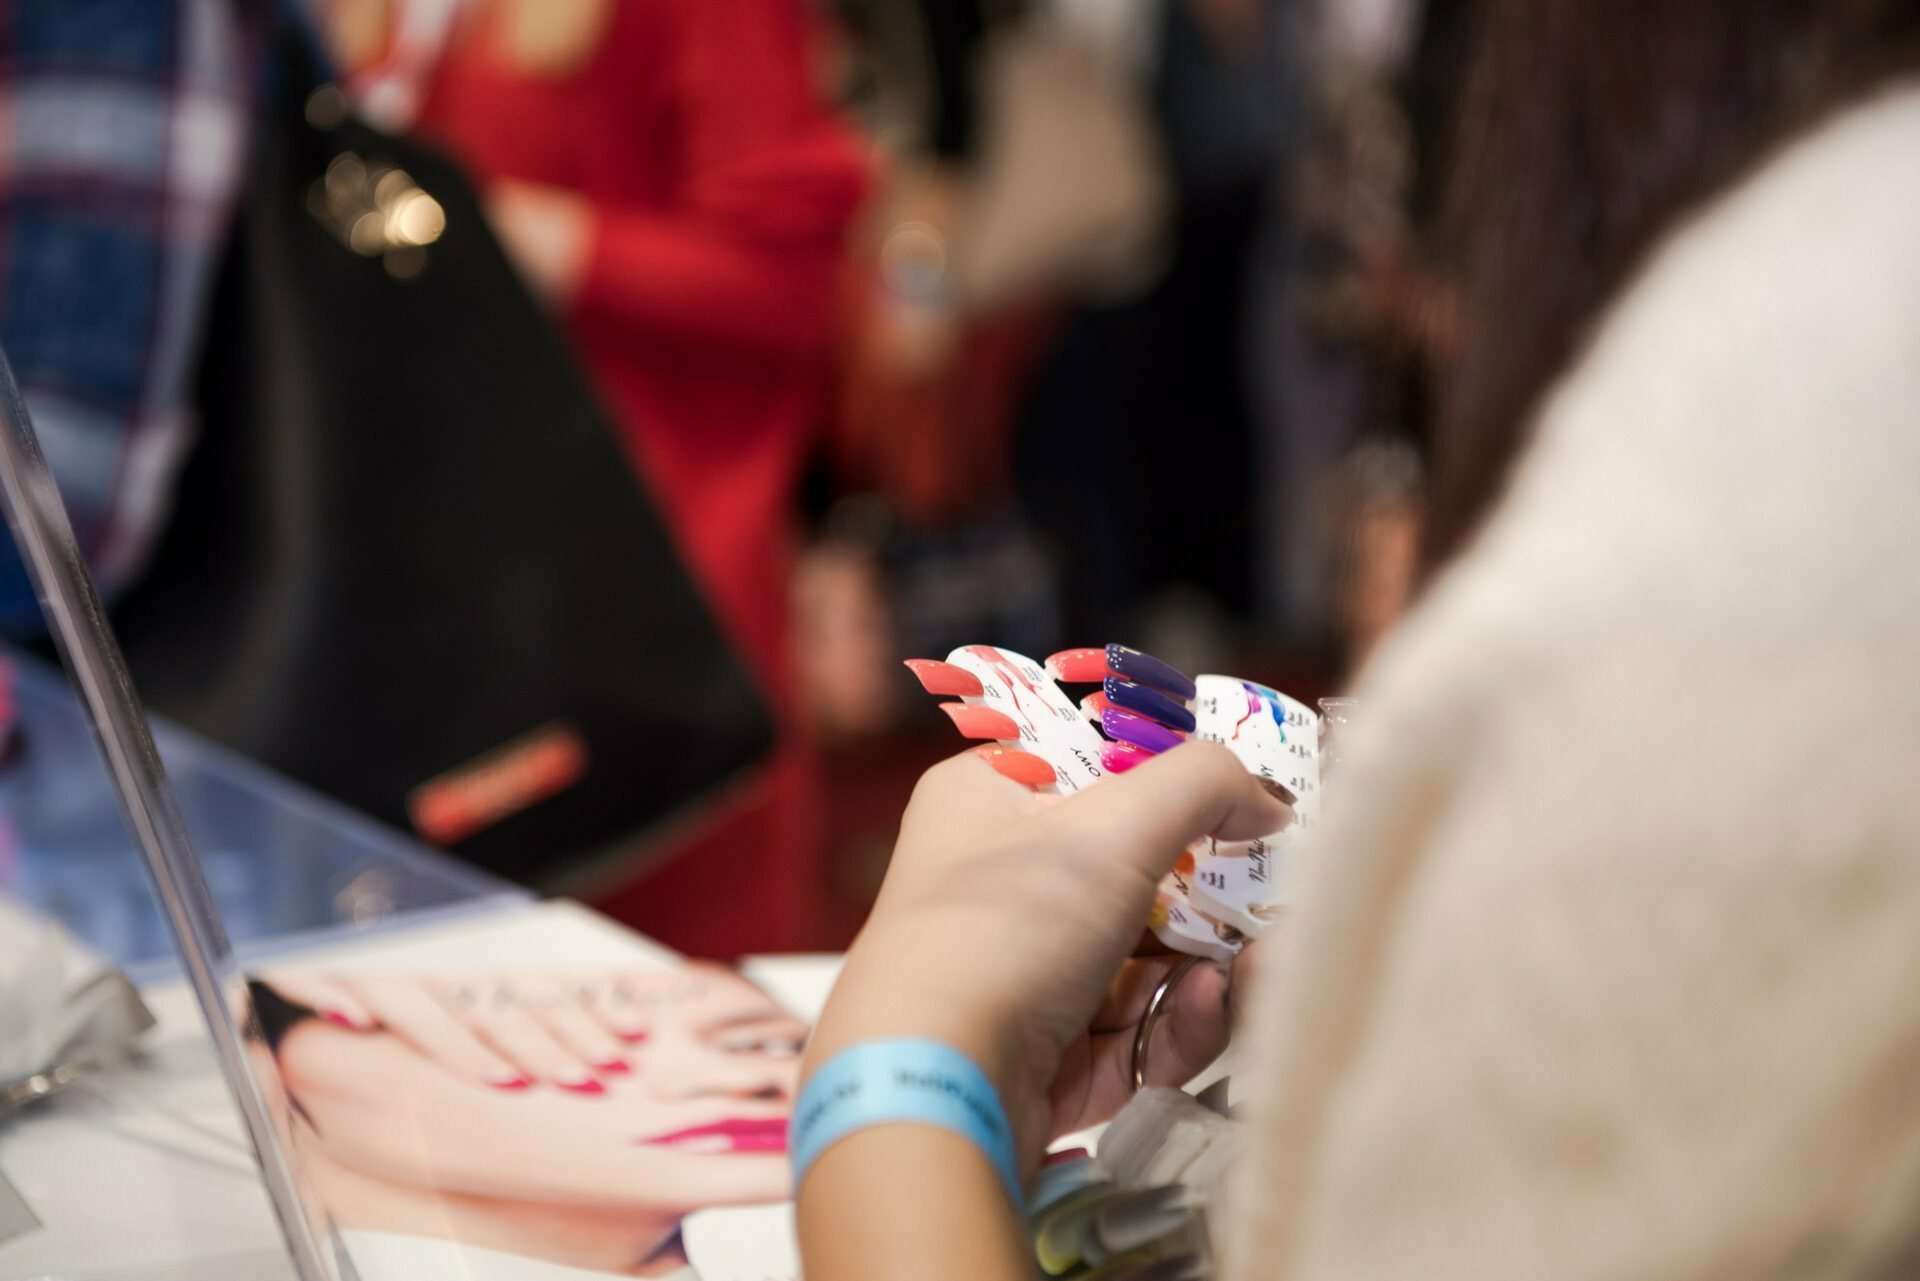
[1425,0,1920,565]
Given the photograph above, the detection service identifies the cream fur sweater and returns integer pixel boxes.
[1224,84,1920,1280]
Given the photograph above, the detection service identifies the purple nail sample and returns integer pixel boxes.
[1103,675,1196,733]
[1102,706,1186,754]
[1105,644,1197,701]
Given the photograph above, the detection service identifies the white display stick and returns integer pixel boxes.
[0,344,342,1281]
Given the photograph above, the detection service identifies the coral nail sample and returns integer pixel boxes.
[939,703,1022,741]
[976,745,1058,787]
[903,658,985,698]
[1044,647,1110,683]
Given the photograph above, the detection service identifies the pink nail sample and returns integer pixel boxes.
[1101,742,1155,774]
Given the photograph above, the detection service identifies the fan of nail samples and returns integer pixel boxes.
[905,644,1323,960]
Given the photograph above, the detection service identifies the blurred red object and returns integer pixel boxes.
[822,163,1055,526]
[827,274,1054,526]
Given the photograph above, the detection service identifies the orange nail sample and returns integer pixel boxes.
[939,703,1021,740]
[975,745,1057,787]
[903,658,985,698]
[1044,647,1109,683]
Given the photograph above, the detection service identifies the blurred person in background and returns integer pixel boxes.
[325,0,870,956]
[794,2,1920,1278]
[0,0,255,632]
[1010,0,1289,671]
[1250,0,1475,670]
[805,0,1171,694]
[807,0,1293,724]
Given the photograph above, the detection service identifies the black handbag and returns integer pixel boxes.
[111,16,773,886]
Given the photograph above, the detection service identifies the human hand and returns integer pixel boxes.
[486,179,593,305]
[259,972,647,1094]
[804,743,1289,1168]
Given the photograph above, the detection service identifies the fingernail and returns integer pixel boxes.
[1044,647,1109,683]
[1102,706,1186,754]
[975,744,1057,787]
[939,703,1022,741]
[1100,741,1154,774]
[1105,644,1196,701]
[903,658,984,698]
[487,1072,533,1091]
[1259,776,1298,806]
[556,1073,605,1095]
[1173,850,1196,878]
[1103,675,1196,732]
[594,1058,631,1075]
[322,1008,368,1031]
[614,1026,649,1043]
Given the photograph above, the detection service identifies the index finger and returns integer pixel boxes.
[1043,740,1292,883]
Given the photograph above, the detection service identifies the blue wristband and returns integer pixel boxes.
[790,1039,1023,1205]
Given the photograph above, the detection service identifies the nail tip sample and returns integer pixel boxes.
[1105,644,1197,700]
[903,658,985,698]
[1102,674,1197,732]
[1101,706,1186,754]
[938,701,1021,741]
[1044,647,1109,683]
[976,745,1058,787]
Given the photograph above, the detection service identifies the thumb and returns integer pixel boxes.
[1042,740,1292,885]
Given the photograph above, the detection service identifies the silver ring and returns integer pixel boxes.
[1131,954,1204,1093]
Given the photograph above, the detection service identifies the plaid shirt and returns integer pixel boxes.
[0,0,254,628]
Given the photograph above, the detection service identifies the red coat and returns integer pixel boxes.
[413,0,869,703]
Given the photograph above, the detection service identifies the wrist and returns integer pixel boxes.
[807,957,1049,1164]
[793,1038,1024,1206]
